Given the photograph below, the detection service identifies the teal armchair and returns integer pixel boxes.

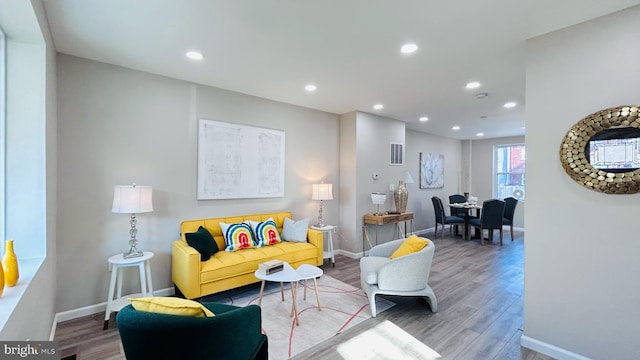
[116,302,268,360]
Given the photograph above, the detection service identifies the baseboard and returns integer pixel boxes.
[334,248,363,259]
[53,287,175,324]
[521,335,592,360]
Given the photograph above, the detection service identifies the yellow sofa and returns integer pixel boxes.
[172,212,323,299]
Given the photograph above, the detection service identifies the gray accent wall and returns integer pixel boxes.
[525,6,640,359]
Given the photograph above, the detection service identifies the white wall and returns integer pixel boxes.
[56,55,339,311]
[470,136,525,228]
[524,6,640,359]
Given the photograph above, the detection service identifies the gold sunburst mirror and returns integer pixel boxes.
[559,105,640,194]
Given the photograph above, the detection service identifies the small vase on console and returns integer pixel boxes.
[2,239,19,287]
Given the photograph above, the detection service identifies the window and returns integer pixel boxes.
[494,144,525,200]
[1,26,5,240]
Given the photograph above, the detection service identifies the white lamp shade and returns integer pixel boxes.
[404,171,415,184]
[371,192,387,205]
[112,185,153,213]
[312,183,333,201]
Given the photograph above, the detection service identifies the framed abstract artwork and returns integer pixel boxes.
[420,153,444,189]
[197,119,285,199]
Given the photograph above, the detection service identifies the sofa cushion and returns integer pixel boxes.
[220,221,257,251]
[129,297,215,317]
[248,217,282,247]
[200,242,318,283]
[390,235,429,259]
[185,226,219,261]
[281,217,309,242]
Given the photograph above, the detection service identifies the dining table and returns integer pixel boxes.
[448,202,482,240]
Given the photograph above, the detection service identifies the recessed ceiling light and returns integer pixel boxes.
[419,116,429,122]
[185,51,204,60]
[400,43,418,54]
[466,82,481,89]
[373,104,384,110]
[475,93,488,99]
[452,126,461,130]
[476,132,484,137]
[504,101,517,108]
[304,84,317,92]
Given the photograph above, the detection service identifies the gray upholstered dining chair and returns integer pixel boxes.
[469,199,506,245]
[432,196,464,239]
[448,194,467,218]
[502,197,518,241]
[360,237,438,317]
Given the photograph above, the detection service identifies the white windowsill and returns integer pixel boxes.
[0,258,44,333]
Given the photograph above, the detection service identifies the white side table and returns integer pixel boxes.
[103,251,154,329]
[311,225,336,267]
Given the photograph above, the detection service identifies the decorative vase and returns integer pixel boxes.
[394,180,408,213]
[2,239,19,287]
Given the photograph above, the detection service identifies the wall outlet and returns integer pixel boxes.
[389,183,395,191]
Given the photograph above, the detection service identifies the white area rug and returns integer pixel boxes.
[337,320,442,360]
[215,275,394,360]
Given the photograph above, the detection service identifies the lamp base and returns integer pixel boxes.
[123,247,144,259]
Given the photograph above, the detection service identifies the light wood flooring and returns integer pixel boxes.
[54,228,555,360]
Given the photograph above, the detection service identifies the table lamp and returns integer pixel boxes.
[112,183,153,258]
[371,192,387,215]
[312,183,333,227]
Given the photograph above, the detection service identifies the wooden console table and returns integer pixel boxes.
[362,212,414,253]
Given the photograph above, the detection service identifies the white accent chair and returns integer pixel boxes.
[360,238,438,317]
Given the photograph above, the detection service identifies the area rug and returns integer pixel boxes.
[210,275,394,360]
[337,320,442,359]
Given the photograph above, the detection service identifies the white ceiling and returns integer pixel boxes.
[39,0,640,139]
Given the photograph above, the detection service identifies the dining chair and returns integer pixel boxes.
[502,197,518,241]
[448,194,467,218]
[469,199,506,245]
[431,196,464,239]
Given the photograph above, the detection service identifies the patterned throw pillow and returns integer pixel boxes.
[248,217,282,247]
[219,221,257,251]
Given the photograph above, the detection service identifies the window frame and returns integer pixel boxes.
[1,26,5,241]
[493,143,526,201]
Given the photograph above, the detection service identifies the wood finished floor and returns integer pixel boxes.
[54,228,555,360]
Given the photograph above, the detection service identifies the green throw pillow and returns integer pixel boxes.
[185,226,219,261]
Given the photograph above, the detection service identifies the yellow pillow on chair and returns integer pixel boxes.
[390,235,429,259]
[129,297,215,317]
